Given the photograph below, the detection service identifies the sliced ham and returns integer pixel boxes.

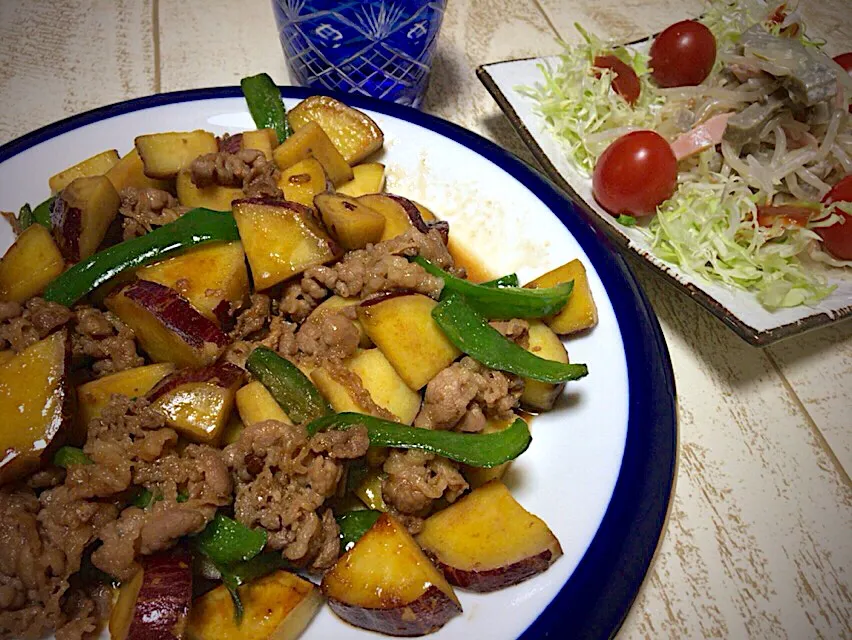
[671,112,734,161]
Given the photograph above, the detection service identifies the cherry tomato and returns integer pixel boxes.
[835,52,852,73]
[593,55,641,105]
[818,176,852,259]
[592,131,678,217]
[650,20,717,87]
[834,53,852,113]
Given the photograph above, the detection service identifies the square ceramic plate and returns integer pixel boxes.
[478,56,852,346]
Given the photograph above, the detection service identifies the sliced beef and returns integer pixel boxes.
[119,187,185,240]
[295,306,360,362]
[190,148,282,198]
[224,420,368,570]
[415,357,523,432]
[0,297,72,352]
[72,307,143,377]
[382,449,468,516]
[277,228,455,323]
[0,486,116,640]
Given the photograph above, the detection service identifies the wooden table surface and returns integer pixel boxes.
[1,1,850,638]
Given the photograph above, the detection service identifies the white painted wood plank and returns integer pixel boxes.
[158,0,292,91]
[0,0,155,146]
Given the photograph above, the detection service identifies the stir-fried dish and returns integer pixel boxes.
[523,0,852,308]
[0,75,597,639]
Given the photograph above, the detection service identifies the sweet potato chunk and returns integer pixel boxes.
[520,321,569,412]
[525,259,598,335]
[348,349,420,424]
[110,548,193,640]
[106,280,230,367]
[0,330,71,485]
[105,148,173,193]
[461,415,517,489]
[336,163,386,197]
[48,149,120,193]
[235,380,292,426]
[77,362,175,428]
[311,348,420,424]
[314,193,385,250]
[288,95,384,165]
[272,121,353,186]
[232,197,342,290]
[356,193,427,242]
[357,293,461,390]
[0,224,65,302]
[187,570,323,640]
[147,363,243,444]
[416,480,563,592]
[52,175,120,261]
[137,241,249,325]
[277,157,330,209]
[175,168,244,211]
[135,130,218,179]
[241,128,277,161]
[322,514,461,636]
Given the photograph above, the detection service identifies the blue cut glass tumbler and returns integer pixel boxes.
[271,0,446,108]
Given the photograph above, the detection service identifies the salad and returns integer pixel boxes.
[0,75,598,639]
[522,0,852,308]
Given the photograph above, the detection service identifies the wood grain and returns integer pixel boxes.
[0,0,155,146]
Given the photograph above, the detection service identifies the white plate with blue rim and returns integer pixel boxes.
[0,87,676,640]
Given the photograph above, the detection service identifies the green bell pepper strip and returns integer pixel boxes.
[480,273,519,288]
[43,208,239,306]
[246,347,332,424]
[53,446,93,468]
[194,513,267,567]
[413,256,572,319]
[240,73,292,143]
[337,510,381,552]
[307,412,532,468]
[32,196,55,228]
[18,204,35,232]
[432,293,589,383]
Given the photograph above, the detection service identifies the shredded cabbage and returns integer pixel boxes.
[518,25,665,175]
[637,155,835,307]
[519,1,848,309]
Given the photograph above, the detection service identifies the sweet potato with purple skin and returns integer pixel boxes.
[109,547,193,640]
[288,95,384,165]
[147,362,244,444]
[314,192,386,250]
[415,480,563,593]
[52,175,120,262]
[105,148,173,193]
[0,330,73,486]
[232,197,342,290]
[137,241,250,326]
[322,514,462,636]
[106,280,230,367]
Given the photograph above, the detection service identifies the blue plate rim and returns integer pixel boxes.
[0,86,677,640]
